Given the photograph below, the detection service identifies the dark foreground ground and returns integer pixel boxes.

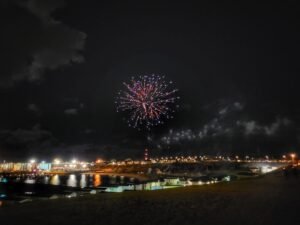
[0,169,299,225]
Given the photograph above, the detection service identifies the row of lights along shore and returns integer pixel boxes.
[18,153,298,164]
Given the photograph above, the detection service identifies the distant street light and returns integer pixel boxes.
[96,159,103,164]
[290,153,296,164]
[53,159,61,164]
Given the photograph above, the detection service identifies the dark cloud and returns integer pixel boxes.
[0,124,58,159]
[0,0,86,87]
[64,108,78,115]
[79,103,85,109]
[27,103,41,115]
[83,129,94,135]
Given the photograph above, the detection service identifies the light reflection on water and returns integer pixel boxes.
[24,178,35,184]
[94,174,101,187]
[80,174,86,188]
[67,174,77,187]
[1,174,134,189]
[50,175,60,186]
[44,176,49,184]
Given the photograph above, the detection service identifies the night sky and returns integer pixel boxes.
[0,0,299,160]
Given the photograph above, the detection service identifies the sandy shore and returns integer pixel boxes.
[0,168,299,225]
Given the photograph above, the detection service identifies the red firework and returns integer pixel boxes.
[116,74,179,129]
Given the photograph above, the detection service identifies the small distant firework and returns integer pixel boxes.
[116,74,179,129]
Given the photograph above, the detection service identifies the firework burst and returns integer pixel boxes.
[116,74,179,129]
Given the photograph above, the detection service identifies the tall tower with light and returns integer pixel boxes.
[144,148,149,161]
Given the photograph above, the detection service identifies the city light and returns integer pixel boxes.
[290,153,296,163]
[0,155,296,174]
[96,159,103,164]
[53,159,61,164]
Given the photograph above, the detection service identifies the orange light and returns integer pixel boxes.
[96,159,103,164]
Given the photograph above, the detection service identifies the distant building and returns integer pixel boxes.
[38,162,52,171]
[163,178,181,186]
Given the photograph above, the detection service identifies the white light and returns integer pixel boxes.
[54,159,61,164]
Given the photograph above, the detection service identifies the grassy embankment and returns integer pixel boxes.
[0,170,299,225]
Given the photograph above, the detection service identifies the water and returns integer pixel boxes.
[0,173,233,200]
[0,173,138,199]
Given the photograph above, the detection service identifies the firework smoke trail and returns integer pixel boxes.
[116,74,179,130]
